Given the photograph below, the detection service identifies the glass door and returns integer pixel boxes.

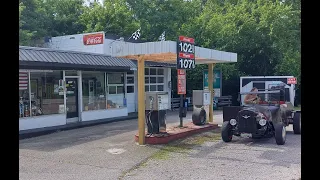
[65,78,79,123]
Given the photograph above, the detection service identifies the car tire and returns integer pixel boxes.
[222,121,233,142]
[192,108,207,125]
[293,112,301,134]
[274,123,286,145]
[199,109,207,125]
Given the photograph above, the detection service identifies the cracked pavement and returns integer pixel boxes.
[19,111,300,180]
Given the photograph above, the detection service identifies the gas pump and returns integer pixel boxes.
[192,90,211,125]
[145,91,169,135]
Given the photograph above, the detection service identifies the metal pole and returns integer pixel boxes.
[179,94,183,127]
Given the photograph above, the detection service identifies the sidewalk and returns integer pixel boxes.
[19,111,223,180]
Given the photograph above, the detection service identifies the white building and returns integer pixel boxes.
[19,31,236,134]
[47,31,175,114]
[19,32,175,134]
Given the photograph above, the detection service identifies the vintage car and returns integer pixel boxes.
[222,88,301,145]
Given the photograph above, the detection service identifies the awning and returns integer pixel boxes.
[19,46,137,71]
[109,41,237,64]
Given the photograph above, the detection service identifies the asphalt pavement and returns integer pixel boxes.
[19,110,300,180]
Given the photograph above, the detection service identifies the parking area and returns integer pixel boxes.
[123,125,301,180]
[19,110,300,180]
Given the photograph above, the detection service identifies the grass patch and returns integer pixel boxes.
[188,134,220,145]
[119,128,222,179]
[150,143,193,160]
[150,128,222,160]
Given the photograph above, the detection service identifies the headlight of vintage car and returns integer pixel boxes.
[230,119,237,126]
[256,113,267,126]
[259,119,267,126]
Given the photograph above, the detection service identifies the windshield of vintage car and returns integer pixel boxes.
[240,90,282,106]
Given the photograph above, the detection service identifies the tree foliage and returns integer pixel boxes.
[19,0,301,103]
[79,0,140,36]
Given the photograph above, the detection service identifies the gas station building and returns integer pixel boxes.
[19,32,237,141]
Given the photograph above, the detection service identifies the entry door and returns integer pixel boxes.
[66,78,79,123]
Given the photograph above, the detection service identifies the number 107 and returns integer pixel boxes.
[179,59,195,69]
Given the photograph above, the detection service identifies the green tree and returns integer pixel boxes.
[126,0,202,41]
[19,0,49,46]
[42,0,86,37]
[178,0,300,103]
[79,0,140,36]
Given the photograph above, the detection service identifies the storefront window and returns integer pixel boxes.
[19,71,31,118]
[107,73,125,108]
[82,71,106,111]
[29,70,64,116]
[126,72,135,94]
[145,68,165,92]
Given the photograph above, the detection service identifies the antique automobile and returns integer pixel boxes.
[222,86,301,145]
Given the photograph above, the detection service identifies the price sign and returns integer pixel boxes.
[177,69,186,94]
[177,36,195,69]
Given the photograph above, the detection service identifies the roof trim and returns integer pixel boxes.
[19,46,137,71]
[109,41,237,64]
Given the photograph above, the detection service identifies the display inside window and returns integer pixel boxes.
[82,71,106,111]
[107,73,125,108]
[107,85,125,108]
[28,70,64,116]
[19,71,31,118]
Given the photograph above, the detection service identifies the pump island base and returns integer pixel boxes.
[134,122,218,145]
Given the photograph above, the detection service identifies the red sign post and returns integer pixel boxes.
[177,35,195,126]
[177,69,186,94]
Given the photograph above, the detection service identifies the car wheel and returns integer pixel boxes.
[192,108,206,125]
[199,109,207,125]
[274,123,286,145]
[221,121,233,142]
[293,112,301,134]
